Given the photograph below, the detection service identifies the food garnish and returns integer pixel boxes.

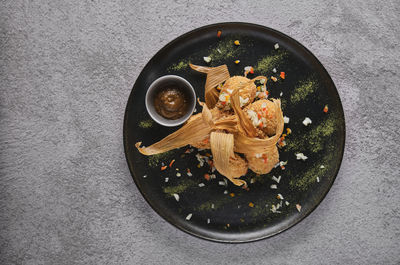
[302,117,312,126]
[136,64,284,187]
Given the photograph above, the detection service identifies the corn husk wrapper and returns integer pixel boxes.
[234,99,284,154]
[189,64,230,109]
[210,132,247,186]
[136,107,221,155]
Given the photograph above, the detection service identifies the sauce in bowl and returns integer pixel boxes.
[154,86,189,120]
[145,75,196,127]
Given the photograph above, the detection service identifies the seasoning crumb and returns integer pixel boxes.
[285,201,290,206]
[217,30,222,38]
[198,183,205,187]
[176,172,181,177]
[296,204,302,212]
[272,68,277,73]
[226,223,230,227]
[302,117,312,126]
[320,165,325,169]
[280,92,283,97]
[274,43,279,49]
[317,177,320,183]
[270,184,278,189]
[248,202,254,207]
[211,203,215,209]
[207,218,210,224]
[173,193,180,202]
[229,193,235,197]
[143,175,147,178]
[234,40,240,46]
[323,105,329,113]
[165,177,169,183]
[185,213,192,220]
[224,190,228,194]
[271,76,278,82]
[277,194,284,200]
[250,178,255,184]
[235,60,240,64]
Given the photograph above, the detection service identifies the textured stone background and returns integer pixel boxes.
[1,0,399,264]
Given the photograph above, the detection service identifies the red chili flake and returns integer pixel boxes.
[265,90,269,96]
[323,105,329,113]
[202,138,209,144]
[221,101,226,105]
[204,173,210,181]
[161,166,167,171]
[258,121,263,129]
[169,159,175,167]
[184,149,191,153]
[249,67,254,74]
[217,30,222,38]
[207,160,213,168]
[263,158,268,163]
[280,72,285,79]
[257,112,262,119]
[280,165,285,170]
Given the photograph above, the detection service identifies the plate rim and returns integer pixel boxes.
[123,21,346,243]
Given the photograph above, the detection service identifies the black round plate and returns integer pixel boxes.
[123,22,345,243]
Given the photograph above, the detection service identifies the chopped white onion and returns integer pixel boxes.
[295,153,308,161]
[302,117,312,126]
[283,116,290,124]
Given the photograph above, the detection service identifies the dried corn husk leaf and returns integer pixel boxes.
[190,64,230,108]
[136,107,222,155]
[230,89,257,138]
[210,132,247,186]
[234,99,284,154]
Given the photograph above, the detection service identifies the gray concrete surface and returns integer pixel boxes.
[1,0,399,264]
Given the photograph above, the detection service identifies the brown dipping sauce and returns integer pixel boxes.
[154,86,189,120]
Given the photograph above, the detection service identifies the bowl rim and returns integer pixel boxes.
[145,75,196,127]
